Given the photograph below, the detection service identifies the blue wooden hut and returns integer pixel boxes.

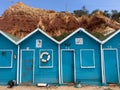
[102,30,120,84]
[0,30,19,85]
[60,28,102,85]
[17,28,59,85]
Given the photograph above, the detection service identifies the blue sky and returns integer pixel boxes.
[0,0,120,16]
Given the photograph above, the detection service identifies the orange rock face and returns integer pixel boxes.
[0,2,120,39]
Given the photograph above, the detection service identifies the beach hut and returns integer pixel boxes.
[0,30,19,85]
[60,28,102,85]
[17,28,59,85]
[102,30,120,84]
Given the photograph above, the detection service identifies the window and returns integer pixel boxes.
[39,49,53,68]
[0,50,13,68]
[75,38,83,45]
[36,39,42,48]
[80,49,95,68]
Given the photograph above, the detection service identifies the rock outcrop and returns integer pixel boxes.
[0,2,120,39]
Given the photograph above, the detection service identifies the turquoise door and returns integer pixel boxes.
[62,50,74,83]
[104,49,119,84]
[21,50,34,84]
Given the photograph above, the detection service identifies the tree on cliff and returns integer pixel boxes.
[73,6,89,17]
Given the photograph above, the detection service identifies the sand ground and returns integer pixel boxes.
[0,85,120,90]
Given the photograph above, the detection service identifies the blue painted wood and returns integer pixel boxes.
[81,50,94,67]
[19,30,59,84]
[0,33,17,85]
[39,50,53,67]
[103,32,120,84]
[0,51,12,67]
[104,50,118,83]
[62,51,74,83]
[21,51,33,84]
[60,30,102,85]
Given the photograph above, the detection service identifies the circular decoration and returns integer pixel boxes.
[40,52,50,62]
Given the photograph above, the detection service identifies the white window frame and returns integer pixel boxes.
[0,49,13,68]
[39,49,53,68]
[80,49,95,68]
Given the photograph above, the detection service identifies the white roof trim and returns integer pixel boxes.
[59,28,101,44]
[102,30,120,44]
[0,30,17,45]
[17,28,59,44]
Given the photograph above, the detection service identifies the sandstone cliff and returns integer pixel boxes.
[0,2,120,40]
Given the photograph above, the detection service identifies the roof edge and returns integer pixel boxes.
[17,28,59,45]
[102,30,120,44]
[0,30,17,45]
[60,27,102,44]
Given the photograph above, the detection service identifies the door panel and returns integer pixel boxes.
[21,50,33,84]
[104,50,118,84]
[62,50,74,83]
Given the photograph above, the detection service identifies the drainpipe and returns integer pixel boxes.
[17,45,20,85]
[100,44,105,85]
